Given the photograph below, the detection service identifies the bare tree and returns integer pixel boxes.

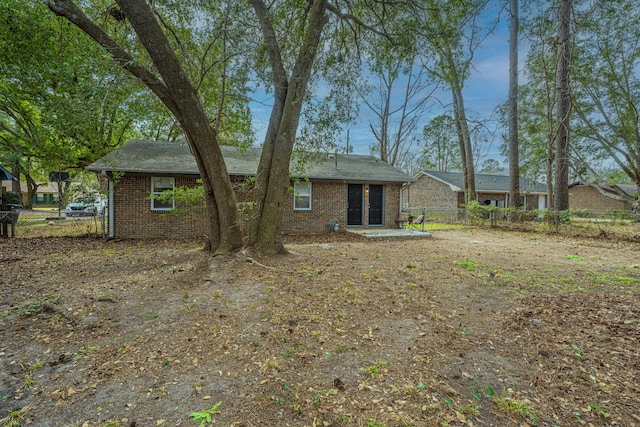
[413,0,497,204]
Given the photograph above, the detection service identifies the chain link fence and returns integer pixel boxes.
[401,206,640,230]
[8,209,109,239]
[4,206,638,239]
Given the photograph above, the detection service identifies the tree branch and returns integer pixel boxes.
[45,0,180,119]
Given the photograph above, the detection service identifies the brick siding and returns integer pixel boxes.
[406,175,545,210]
[113,175,402,239]
[569,185,632,212]
[405,176,460,210]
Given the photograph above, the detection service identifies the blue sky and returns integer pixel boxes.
[250,10,514,164]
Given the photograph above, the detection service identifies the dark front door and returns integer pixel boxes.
[368,184,384,225]
[347,184,363,226]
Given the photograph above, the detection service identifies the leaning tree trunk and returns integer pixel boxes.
[251,0,329,256]
[554,0,572,212]
[451,86,476,204]
[115,0,242,253]
[47,0,243,253]
[249,0,288,247]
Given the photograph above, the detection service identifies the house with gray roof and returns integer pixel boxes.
[86,139,415,239]
[568,181,638,213]
[404,170,548,211]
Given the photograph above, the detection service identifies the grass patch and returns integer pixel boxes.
[405,223,464,231]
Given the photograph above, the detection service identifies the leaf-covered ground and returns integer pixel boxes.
[1,228,639,427]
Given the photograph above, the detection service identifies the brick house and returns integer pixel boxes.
[0,181,63,208]
[86,140,415,239]
[404,170,548,211]
[568,182,637,213]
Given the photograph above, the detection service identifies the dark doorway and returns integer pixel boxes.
[347,184,363,226]
[368,185,384,225]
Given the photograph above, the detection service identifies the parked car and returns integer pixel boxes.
[94,198,108,215]
[65,197,98,216]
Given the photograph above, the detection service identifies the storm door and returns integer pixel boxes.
[368,184,384,225]
[347,184,364,226]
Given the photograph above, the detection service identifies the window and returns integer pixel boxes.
[151,177,175,211]
[293,181,311,210]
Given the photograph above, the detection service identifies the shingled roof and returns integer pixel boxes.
[416,170,547,194]
[87,140,415,184]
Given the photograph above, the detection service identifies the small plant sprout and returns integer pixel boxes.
[458,404,479,416]
[363,360,389,376]
[492,395,537,423]
[3,404,33,426]
[264,359,279,371]
[141,310,158,322]
[454,260,477,271]
[571,343,582,360]
[589,402,610,418]
[189,402,221,426]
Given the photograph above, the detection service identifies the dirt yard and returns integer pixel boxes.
[1,227,639,427]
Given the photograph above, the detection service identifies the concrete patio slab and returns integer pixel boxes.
[346,228,433,239]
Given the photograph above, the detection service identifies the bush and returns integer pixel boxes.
[6,191,21,205]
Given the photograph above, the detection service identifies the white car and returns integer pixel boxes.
[65,197,98,216]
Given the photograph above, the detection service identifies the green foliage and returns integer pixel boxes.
[189,402,222,426]
[363,360,390,376]
[454,260,477,271]
[0,1,142,184]
[5,192,21,205]
[589,402,610,418]
[21,295,59,316]
[492,395,537,423]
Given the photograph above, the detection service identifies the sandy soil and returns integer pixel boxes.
[1,227,639,427]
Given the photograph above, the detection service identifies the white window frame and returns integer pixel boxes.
[151,176,175,211]
[293,181,312,211]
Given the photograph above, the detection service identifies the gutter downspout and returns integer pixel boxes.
[102,171,115,240]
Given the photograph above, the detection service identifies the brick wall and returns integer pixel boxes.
[406,176,459,210]
[114,176,208,239]
[406,175,546,211]
[114,175,403,238]
[569,185,632,212]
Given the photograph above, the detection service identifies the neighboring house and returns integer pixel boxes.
[405,170,548,211]
[0,181,62,208]
[86,139,415,239]
[568,182,638,212]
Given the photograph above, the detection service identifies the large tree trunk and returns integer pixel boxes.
[508,0,520,209]
[250,0,329,256]
[10,162,21,194]
[451,86,476,204]
[47,0,243,253]
[554,0,572,212]
[25,174,37,210]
